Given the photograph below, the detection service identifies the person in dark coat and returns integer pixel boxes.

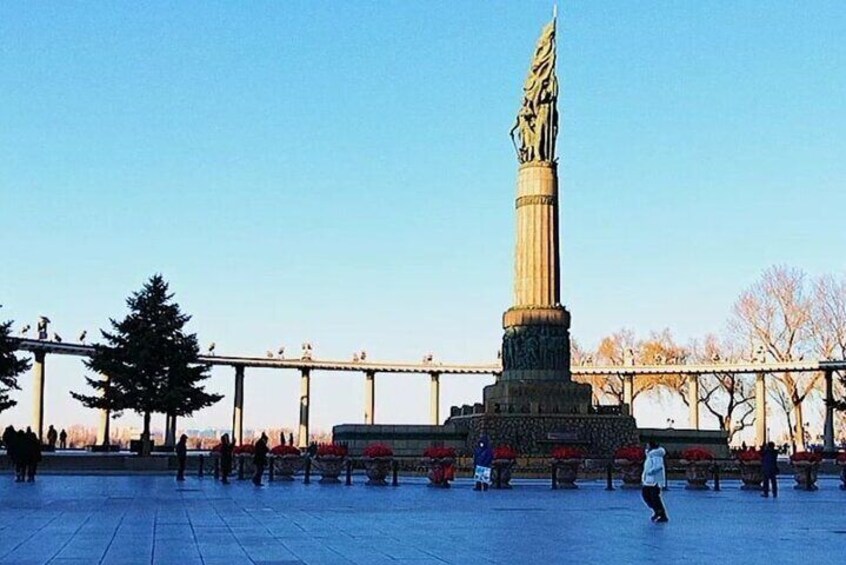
[59,429,67,450]
[219,434,233,484]
[46,426,58,450]
[253,433,269,486]
[761,441,778,498]
[12,430,26,482]
[3,426,18,481]
[176,434,188,481]
[473,434,494,491]
[24,428,41,482]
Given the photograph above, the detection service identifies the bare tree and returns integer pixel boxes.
[731,266,820,451]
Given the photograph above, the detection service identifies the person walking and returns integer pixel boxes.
[24,428,41,482]
[176,434,188,481]
[219,434,234,484]
[761,441,779,498]
[641,441,668,523]
[473,434,493,491]
[12,430,26,482]
[58,429,67,450]
[253,433,269,486]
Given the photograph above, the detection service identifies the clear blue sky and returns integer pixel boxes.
[2,2,844,437]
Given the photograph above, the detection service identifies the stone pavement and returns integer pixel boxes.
[0,475,844,564]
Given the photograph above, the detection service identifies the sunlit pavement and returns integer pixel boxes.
[0,474,843,564]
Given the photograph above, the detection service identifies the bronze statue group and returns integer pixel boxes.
[2,426,43,483]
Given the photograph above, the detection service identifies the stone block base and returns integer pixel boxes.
[449,413,639,457]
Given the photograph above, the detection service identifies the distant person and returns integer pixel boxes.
[253,433,269,486]
[473,434,493,491]
[59,429,67,450]
[761,441,778,498]
[288,433,294,447]
[307,442,318,459]
[46,426,58,450]
[641,441,668,523]
[219,434,234,484]
[176,434,188,481]
[2,425,14,451]
[24,428,42,482]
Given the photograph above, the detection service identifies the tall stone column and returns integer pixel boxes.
[824,369,834,453]
[688,374,700,430]
[232,365,244,446]
[298,368,310,449]
[96,374,111,446]
[33,351,46,441]
[430,372,440,425]
[364,371,375,425]
[755,372,767,446]
[623,373,634,417]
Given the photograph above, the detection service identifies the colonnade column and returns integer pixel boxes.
[824,369,835,453]
[298,368,311,448]
[364,371,375,425]
[429,372,440,425]
[96,375,111,446]
[622,373,634,417]
[32,351,46,441]
[688,374,700,430]
[755,372,767,446]
[232,365,244,446]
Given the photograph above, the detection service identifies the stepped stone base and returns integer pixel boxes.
[483,380,593,415]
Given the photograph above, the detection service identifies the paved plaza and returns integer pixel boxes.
[0,474,843,564]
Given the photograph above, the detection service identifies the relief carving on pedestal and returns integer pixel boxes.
[502,324,570,371]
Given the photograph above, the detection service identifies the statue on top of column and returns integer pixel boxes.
[510,16,558,164]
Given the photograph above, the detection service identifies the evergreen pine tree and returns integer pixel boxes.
[0,308,31,414]
[71,275,221,455]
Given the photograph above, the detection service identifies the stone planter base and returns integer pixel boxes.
[738,461,763,490]
[614,459,643,489]
[423,457,455,488]
[272,454,303,481]
[791,461,819,490]
[682,460,712,490]
[314,456,345,483]
[553,459,581,489]
[491,459,515,489]
[363,457,392,486]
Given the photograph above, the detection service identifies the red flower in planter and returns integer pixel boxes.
[423,446,456,459]
[234,444,254,455]
[493,445,518,460]
[316,443,348,457]
[271,445,301,456]
[680,447,714,461]
[736,449,762,462]
[551,447,585,460]
[614,445,645,462]
[363,444,393,458]
[790,451,822,463]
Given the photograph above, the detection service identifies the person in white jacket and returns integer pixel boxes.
[641,441,668,523]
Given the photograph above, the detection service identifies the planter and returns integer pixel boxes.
[314,455,345,483]
[272,454,303,480]
[839,462,846,490]
[236,454,256,480]
[738,460,763,490]
[423,457,455,488]
[491,458,515,489]
[614,459,644,489]
[791,461,819,491]
[553,458,581,489]
[681,460,711,490]
[363,456,393,486]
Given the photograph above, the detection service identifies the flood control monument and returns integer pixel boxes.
[446,14,638,455]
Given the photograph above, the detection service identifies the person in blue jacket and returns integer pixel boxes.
[473,434,493,491]
[761,442,779,498]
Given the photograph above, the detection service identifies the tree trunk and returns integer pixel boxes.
[141,411,152,456]
[794,401,806,452]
